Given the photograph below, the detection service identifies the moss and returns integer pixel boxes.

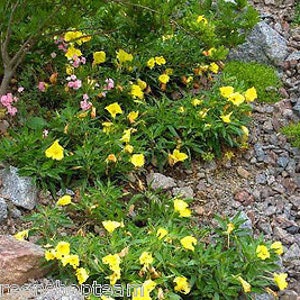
[281,122,300,148]
[221,61,282,103]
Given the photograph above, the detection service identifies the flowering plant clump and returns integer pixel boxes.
[26,185,288,299]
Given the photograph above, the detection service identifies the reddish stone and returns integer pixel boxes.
[0,235,48,284]
[234,190,254,206]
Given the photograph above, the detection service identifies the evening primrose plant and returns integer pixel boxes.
[23,185,288,299]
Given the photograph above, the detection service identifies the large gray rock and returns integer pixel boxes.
[146,172,176,190]
[1,166,37,210]
[0,197,8,222]
[228,21,289,66]
[0,235,47,284]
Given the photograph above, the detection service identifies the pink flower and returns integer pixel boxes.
[38,82,46,92]
[80,99,92,111]
[18,86,24,93]
[7,106,17,116]
[81,57,86,64]
[104,78,114,91]
[70,74,77,81]
[42,129,49,138]
[83,94,89,101]
[50,52,57,58]
[1,93,13,106]
[67,79,82,90]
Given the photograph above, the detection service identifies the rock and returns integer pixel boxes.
[263,119,274,133]
[286,51,300,62]
[146,173,176,190]
[1,166,37,210]
[0,197,8,222]
[290,196,300,210]
[277,156,290,169]
[239,211,253,231]
[228,21,289,66]
[254,143,266,162]
[0,235,47,284]
[234,190,254,206]
[257,221,273,235]
[280,290,299,300]
[256,173,267,184]
[252,293,275,300]
[283,243,300,262]
[36,286,84,300]
[237,166,251,179]
[172,186,194,199]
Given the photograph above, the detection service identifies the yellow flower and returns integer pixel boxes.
[156,228,168,240]
[61,254,80,269]
[155,56,166,65]
[101,296,115,300]
[180,236,197,251]
[132,288,151,300]
[147,57,155,69]
[178,106,185,113]
[102,122,114,134]
[131,84,144,99]
[93,51,106,65]
[271,241,283,255]
[102,220,123,234]
[209,62,219,74]
[137,79,147,91]
[241,126,249,136]
[127,111,139,124]
[173,276,191,294]
[105,102,123,119]
[207,47,216,56]
[65,45,82,60]
[64,31,83,43]
[124,144,134,154]
[56,195,72,206]
[130,154,145,168]
[158,74,170,84]
[120,129,132,144]
[75,267,89,285]
[228,92,245,106]
[173,199,191,217]
[139,252,154,266]
[197,15,208,25]
[45,140,64,160]
[198,108,210,119]
[274,273,288,290]
[256,245,270,260]
[191,98,202,106]
[220,111,233,123]
[106,154,117,163]
[45,249,56,261]
[55,241,70,259]
[226,223,235,234]
[65,65,74,75]
[237,276,251,293]
[107,270,121,285]
[14,229,29,241]
[116,49,133,64]
[220,86,234,98]
[102,253,121,272]
[244,87,257,102]
[168,149,188,166]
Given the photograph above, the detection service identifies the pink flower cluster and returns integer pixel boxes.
[80,94,92,111]
[101,78,115,97]
[0,93,18,116]
[72,55,86,68]
[66,75,82,90]
[55,37,67,52]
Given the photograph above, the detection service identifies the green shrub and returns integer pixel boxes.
[281,122,300,148]
[221,61,282,103]
[22,183,287,299]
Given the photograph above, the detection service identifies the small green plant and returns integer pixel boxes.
[21,184,287,299]
[282,122,300,148]
[222,61,282,103]
[292,2,300,26]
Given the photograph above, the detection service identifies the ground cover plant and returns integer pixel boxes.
[0,0,290,299]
